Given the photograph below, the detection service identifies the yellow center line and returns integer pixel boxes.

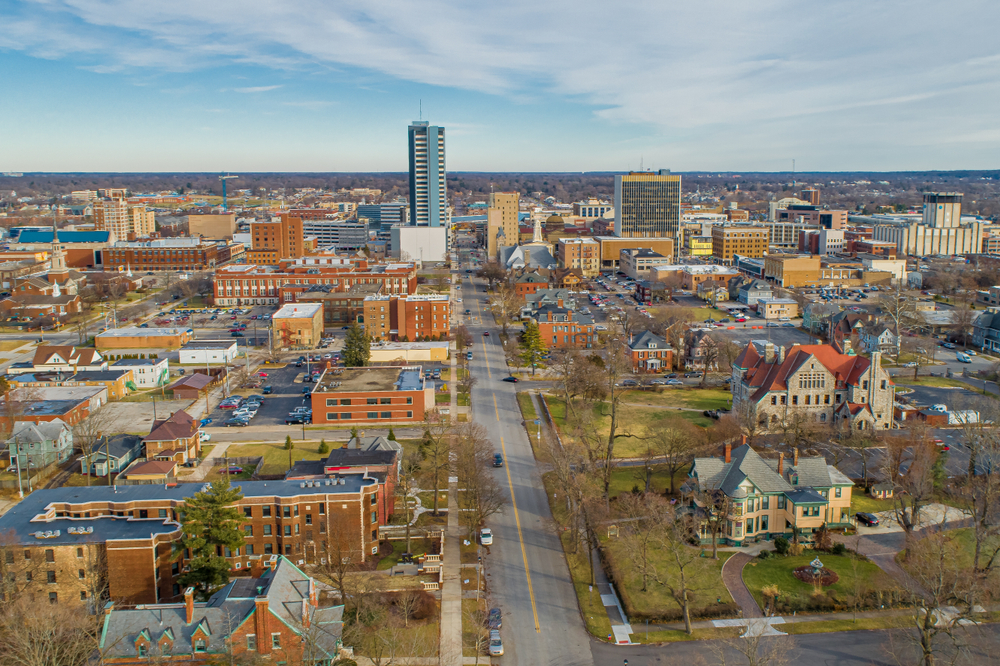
[498,433,541,633]
[493,393,500,422]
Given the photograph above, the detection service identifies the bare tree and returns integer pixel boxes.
[453,324,472,353]
[648,423,704,496]
[710,628,792,666]
[651,308,691,370]
[0,596,116,666]
[478,261,506,291]
[492,281,522,338]
[950,303,975,348]
[395,448,420,553]
[73,408,124,487]
[317,516,363,608]
[420,412,452,516]
[889,433,938,557]
[692,486,734,560]
[454,423,508,538]
[0,530,46,604]
[878,282,918,363]
[617,492,670,592]
[662,512,706,635]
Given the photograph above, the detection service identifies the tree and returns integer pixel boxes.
[318,439,329,454]
[453,325,473,352]
[518,320,547,376]
[454,423,507,538]
[285,435,295,470]
[420,413,452,516]
[877,282,918,362]
[479,261,506,291]
[72,406,123,487]
[343,322,371,367]
[493,281,522,337]
[618,492,670,592]
[834,424,880,490]
[699,334,722,386]
[651,308,691,370]
[318,516,364,609]
[694,486,734,560]
[888,433,938,557]
[173,479,247,598]
[0,596,112,666]
[396,448,420,553]
[662,511,705,635]
[950,302,975,348]
[648,423,704,496]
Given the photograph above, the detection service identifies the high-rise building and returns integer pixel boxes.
[408,121,447,227]
[922,192,962,228]
[802,188,820,205]
[93,192,155,242]
[614,170,681,259]
[247,214,304,265]
[486,191,520,258]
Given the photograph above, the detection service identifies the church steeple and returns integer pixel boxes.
[49,222,69,283]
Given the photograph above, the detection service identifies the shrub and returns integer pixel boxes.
[831,542,848,556]
[814,525,833,551]
[757,550,772,560]
[789,542,805,556]
[774,537,790,555]
[318,439,329,454]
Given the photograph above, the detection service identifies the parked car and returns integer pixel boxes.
[487,607,502,630]
[262,385,273,394]
[855,512,880,527]
[489,630,504,656]
[480,528,493,546]
[199,432,211,442]
[684,371,703,378]
[223,466,243,474]
[224,418,249,427]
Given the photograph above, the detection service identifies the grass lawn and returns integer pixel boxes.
[541,472,614,640]
[780,616,905,634]
[202,466,254,483]
[0,340,29,351]
[516,392,537,421]
[621,388,732,412]
[222,441,328,476]
[632,626,740,643]
[416,491,448,511]
[435,393,451,404]
[741,550,898,612]
[850,493,895,515]
[893,376,975,389]
[457,393,470,407]
[200,444,215,459]
[607,465,689,499]
[543,394,714,458]
[604,538,734,622]
[376,538,434,571]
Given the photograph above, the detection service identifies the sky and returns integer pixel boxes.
[1,1,999,173]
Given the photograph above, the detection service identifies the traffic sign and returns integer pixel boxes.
[534,419,541,425]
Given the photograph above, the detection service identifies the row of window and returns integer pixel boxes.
[326,397,412,406]
[326,411,413,420]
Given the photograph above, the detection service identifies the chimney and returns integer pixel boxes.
[778,452,784,476]
[740,434,747,447]
[104,601,115,617]
[301,598,310,628]
[793,447,799,467]
[725,442,732,464]
[308,577,316,605]
[776,345,785,364]
[764,341,775,363]
[184,587,194,624]
[250,558,265,578]
[254,597,270,654]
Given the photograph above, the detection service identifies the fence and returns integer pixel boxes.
[214,456,265,478]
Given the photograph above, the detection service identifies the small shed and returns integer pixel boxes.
[870,482,894,500]
[120,459,177,484]
[168,372,214,400]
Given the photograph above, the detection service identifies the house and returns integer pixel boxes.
[635,281,667,305]
[727,275,748,301]
[860,324,899,355]
[801,303,841,335]
[629,330,674,372]
[99,557,344,665]
[552,268,584,290]
[6,345,107,375]
[522,288,577,318]
[168,372,215,400]
[870,482,893,499]
[756,298,799,320]
[81,434,145,477]
[112,358,170,388]
[6,419,72,471]
[686,439,854,546]
[830,311,874,339]
[972,310,1000,353]
[119,459,177,485]
[731,340,895,431]
[684,328,719,371]
[514,271,548,297]
[697,282,729,303]
[144,410,201,463]
[529,304,595,348]
[737,279,773,305]
[0,293,83,319]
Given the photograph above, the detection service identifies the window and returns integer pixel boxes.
[263,525,272,536]
[863,380,868,390]
[284,526,291,536]
[326,398,338,406]
[777,496,786,510]
[380,411,391,419]
[762,496,769,510]
[137,645,147,658]
[81,591,88,600]
[367,398,377,405]
[78,569,85,579]
[824,394,830,404]
[780,396,786,405]
[792,396,798,405]
[761,515,769,531]
[262,505,271,517]
[172,562,179,575]
[319,504,325,515]
[368,412,378,419]
[139,510,148,519]
[371,511,377,524]
[4,552,12,565]
[771,396,776,405]
[340,399,351,406]
[158,509,167,518]
[327,413,338,420]
[835,487,842,498]
[305,515,312,525]
[271,633,281,649]
[264,544,273,555]
[283,507,291,518]
[244,507,253,518]
[284,545,292,555]
[45,549,54,563]
[246,545,254,555]
[194,639,206,653]
[406,397,412,405]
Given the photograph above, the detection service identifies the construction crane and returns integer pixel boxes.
[219,173,238,212]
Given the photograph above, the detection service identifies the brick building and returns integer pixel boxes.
[530,304,595,349]
[272,303,324,349]
[711,226,769,263]
[514,271,547,297]
[105,239,220,271]
[143,409,201,463]
[296,283,382,328]
[629,330,673,372]
[363,294,450,341]
[96,327,194,350]
[556,238,600,277]
[310,366,433,425]
[246,214,305,265]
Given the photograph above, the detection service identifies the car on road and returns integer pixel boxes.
[487,607,502,630]
[647,378,668,385]
[665,373,679,379]
[901,362,918,368]
[466,352,473,360]
[855,512,880,527]
[619,379,639,387]
[199,432,211,442]
[465,309,471,315]
[224,417,249,427]
[489,630,504,656]
[502,376,518,383]
[301,387,311,394]
[942,342,957,349]
[480,528,493,546]
[684,371,703,378]
[665,379,684,386]
[483,331,490,336]
[285,415,311,425]
[781,323,795,327]
[262,385,273,394]
[493,453,503,467]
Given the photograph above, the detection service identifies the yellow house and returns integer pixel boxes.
[687,439,853,545]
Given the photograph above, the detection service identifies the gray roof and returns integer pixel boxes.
[691,444,850,499]
[100,557,344,659]
[347,435,402,452]
[629,330,669,351]
[8,418,69,444]
[95,434,145,461]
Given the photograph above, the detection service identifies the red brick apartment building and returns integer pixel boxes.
[100,557,343,665]
[246,214,305,265]
[310,366,433,425]
[531,305,596,348]
[105,241,220,271]
[363,294,451,341]
[214,257,417,307]
[515,272,547,297]
[0,475,387,606]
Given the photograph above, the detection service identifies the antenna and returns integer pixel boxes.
[419,99,422,121]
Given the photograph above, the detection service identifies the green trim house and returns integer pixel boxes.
[6,419,73,471]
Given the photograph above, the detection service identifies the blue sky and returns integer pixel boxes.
[1,1,999,172]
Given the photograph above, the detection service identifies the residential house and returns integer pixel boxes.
[727,275,748,301]
[635,281,667,304]
[737,279,773,305]
[801,303,841,335]
[629,330,674,372]
[972,310,1000,353]
[697,283,729,303]
[522,289,577,318]
[686,439,854,546]
[168,373,215,400]
[529,305,595,349]
[830,311,874,339]
[6,419,72,471]
[6,345,107,375]
[111,358,170,389]
[757,298,799,320]
[143,410,201,463]
[81,434,145,477]
[551,268,584,290]
[514,271,548,297]
[731,340,895,431]
[100,557,344,665]
[860,324,899,355]
[684,328,719,371]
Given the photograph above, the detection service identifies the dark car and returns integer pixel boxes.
[493,453,504,468]
[301,387,311,394]
[262,385,273,395]
[223,466,244,474]
[231,331,244,337]
[684,371,703,378]
[487,607,502,630]
[502,376,518,383]
[666,373,679,379]
[855,512,880,527]
[285,415,311,425]
[224,417,249,427]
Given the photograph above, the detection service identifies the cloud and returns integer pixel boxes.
[3,1,1000,167]
[232,85,283,93]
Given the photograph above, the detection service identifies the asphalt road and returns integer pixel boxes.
[463,274,595,666]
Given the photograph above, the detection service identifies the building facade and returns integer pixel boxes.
[408,121,447,227]
[94,193,156,241]
[310,366,432,425]
[247,215,305,265]
[614,171,681,259]
[712,226,769,263]
[486,192,520,258]
[363,294,450,342]
[556,238,600,277]
[273,303,324,349]
[105,238,220,272]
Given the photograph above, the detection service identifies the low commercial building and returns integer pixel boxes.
[763,255,821,288]
[757,298,799,320]
[111,357,170,388]
[619,248,675,280]
[594,236,675,270]
[273,303,324,349]
[168,373,215,400]
[178,340,239,365]
[296,283,381,328]
[310,366,432,425]
[859,255,907,282]
[369,341,449,363]
[96,327,194,350]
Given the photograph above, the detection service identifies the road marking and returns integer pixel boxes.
[498,434,541,633]
[493,393,500,422]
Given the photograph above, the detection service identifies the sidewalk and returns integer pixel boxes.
[438,475,463,666]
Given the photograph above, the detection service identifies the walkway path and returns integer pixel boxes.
[721,552,763,618]
[438,474,462,666]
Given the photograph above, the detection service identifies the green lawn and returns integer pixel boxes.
[850,493,895,515]
[516,392,538,421]
[376,538,434,571]
[223,441,329,476]
[780,616,905,635]
[893,377,974,389]
[621,388,732,412]
[607,465,688,499]
[741,550,898,613]
[604,537,734,622]
[435,393,451,404]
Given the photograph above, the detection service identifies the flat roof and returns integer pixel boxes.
[97,327,190,338]
[314,366,423,393]
[273,303,322,319]
[181,340,238,350]
[112,358,163,367]
[371,341,449,350]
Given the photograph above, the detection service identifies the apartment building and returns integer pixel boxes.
[247,214,305,265]
[310,366,432,425]
[573,199,614,219]
[105,238,220,271]
[486,192,520,258]
[711,226,769,263]
[93,193,156,241]
[731,340,895,431]
[556,238,600,277]
[408,121,447,228]
[530,305,595,349]
[363,294,450,341]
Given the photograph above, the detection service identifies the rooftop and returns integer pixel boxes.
[273,303,322,319]
[314,366,424,393]
[181,340,237,350]
[111,358,162,367]
[96,327,190,338]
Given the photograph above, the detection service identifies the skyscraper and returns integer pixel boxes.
[614,170,681,257]
[486,191,520,258]
[408,121,447,227]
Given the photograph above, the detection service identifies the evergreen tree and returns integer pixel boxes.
[284,435,293,450]
[174,480,247,598]
[343,322,371,367]
[350,426,359,440]
[318,439,329,454]
[387,426,396,441]
[519,321,548,376]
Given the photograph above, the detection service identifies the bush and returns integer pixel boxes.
[774,537,790,555]
[318,439,329,454]
[831,542,848,556]
[411,590,438,620]
[757,550,772,560]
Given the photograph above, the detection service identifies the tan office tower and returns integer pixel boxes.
[487,192,520,258]
[922,193,962,228]
[801,188,820,205]
[614,170,681,260]
[93,193,155,241]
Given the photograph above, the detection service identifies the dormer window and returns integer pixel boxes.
[194,639,206,653]
[136,644,147,658]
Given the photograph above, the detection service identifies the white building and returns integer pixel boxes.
[819,228,845,254]
[860,256,907,282]
[620,248,675,280]
[390,225,450,265]
[178,340,239,365]
[111,358,170,388]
